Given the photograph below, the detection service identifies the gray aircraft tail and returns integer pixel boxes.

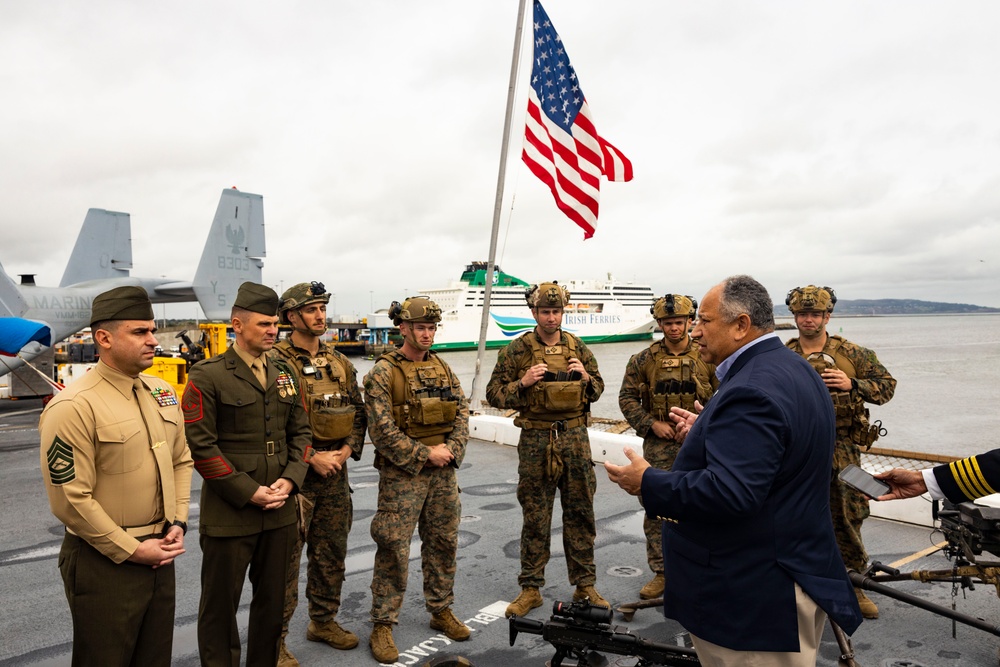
[59,209,133,287]
[192,188,266,320]
[0,261,29,318]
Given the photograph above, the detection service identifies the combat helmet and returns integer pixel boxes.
[786,285,837,314]
[388,296,442,326]
[650,294,697,320]
[278,281,330,323]
[525,282,570,308]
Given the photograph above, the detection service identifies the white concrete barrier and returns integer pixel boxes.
[470,414,644,466]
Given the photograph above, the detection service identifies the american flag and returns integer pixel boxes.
[522,0,633,239]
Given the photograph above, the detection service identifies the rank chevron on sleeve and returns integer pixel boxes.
[46,436,76,485]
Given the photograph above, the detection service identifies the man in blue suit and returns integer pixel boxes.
[606,275,862,666]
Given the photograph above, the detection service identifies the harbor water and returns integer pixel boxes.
[354,313,1000,460]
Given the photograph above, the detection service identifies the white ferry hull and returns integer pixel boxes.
[423,282,657,351]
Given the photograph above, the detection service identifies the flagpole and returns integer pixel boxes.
[468,0,529,412]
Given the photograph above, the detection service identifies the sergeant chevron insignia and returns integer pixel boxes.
[46,436,75,485]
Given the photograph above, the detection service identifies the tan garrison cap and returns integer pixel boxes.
[90,286,155,327]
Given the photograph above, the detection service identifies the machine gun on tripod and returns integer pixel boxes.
[851,499,1000,638]
[509,600,700,667]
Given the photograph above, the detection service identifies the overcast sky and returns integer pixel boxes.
[2,0,998,319]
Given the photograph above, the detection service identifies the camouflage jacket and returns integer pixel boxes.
[618,337,717,438]
[363,350,468,477]
[485,330,604,411]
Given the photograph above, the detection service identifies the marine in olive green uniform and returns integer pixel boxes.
[618,294,717,600]
[271,282,366,665]
[40,286,194,667]
[365,297,471,664]
[785,285,896,620]
[485,281,608,618]
[182,282,311,667]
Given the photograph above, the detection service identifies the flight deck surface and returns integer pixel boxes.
[1,398,996,667]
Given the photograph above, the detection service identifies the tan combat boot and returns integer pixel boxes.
[573,584,610,609]
[856,588,879,619]
[639,573,664,600]
[277,639,299,667]
[505,587,543,618]
[369,623,398,664]
[307,619,359,650]
[430,607,472,641]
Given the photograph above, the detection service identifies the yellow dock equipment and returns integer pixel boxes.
[199,322,230,358]
[148,356,188,396]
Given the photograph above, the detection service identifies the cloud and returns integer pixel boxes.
[2,0,999,318]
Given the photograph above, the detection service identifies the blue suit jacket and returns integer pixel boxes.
[640,336,863,651]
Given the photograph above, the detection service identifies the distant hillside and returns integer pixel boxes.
[773,298,1000,317]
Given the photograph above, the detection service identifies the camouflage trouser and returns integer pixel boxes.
[369,463,460,624]
[832,435,870,572]
[282,465,353,636]
[641,435,681,576]
[516,425,597,589]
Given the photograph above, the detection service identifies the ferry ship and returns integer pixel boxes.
[423,261,657,351]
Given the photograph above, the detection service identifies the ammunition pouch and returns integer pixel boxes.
[310,403,356,443]
[540,381,585,413]
[831,391,856,430]
[854,408,881,450]
[639,382,651,412]
[830,391,881,450]
[649,378,698,420]
[411,396,458,429]
[391,397,458,444]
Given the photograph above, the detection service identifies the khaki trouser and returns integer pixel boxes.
[690,584,826,667]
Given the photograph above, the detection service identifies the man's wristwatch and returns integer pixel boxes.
[172,520,188,535]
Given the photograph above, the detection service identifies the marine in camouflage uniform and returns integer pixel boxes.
[618,294,717,599]
[364,296,471,664]
[485,281,607,618]
[785,285,896,619]
[271,282,366,665]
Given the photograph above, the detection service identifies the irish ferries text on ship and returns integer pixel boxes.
[423,262,657,351]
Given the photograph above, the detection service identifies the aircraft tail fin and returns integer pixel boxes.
[59,209,133,287]
[0,261,29,318]
[193,189,266,320]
